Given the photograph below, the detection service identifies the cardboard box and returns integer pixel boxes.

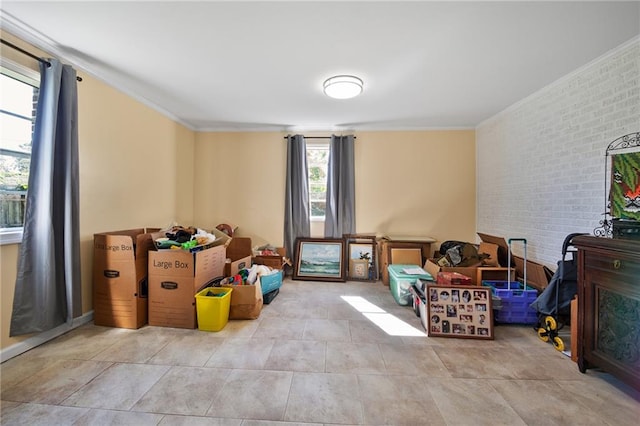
[424,258,514,286]
[224,237,252,277]
[513,255,553,291]
[148,244,226,329]
[476,232,511,267]
[93,228,159,329]
[222,280,263,320]
[437,271,472,286]
[425,259,479,285]
[253,247,287,269]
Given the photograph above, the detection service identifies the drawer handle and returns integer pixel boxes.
[613,259,621,269]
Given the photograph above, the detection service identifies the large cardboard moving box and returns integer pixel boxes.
[93,228,159,329]
[148,244,226,329]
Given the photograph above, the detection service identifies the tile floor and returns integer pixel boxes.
[1,279,639,425]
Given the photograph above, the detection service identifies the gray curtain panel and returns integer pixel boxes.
[324,134,356,238]
[283,134,310,263]
[10,59,81,336]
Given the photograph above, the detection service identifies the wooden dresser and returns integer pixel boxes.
[573,235,640,391]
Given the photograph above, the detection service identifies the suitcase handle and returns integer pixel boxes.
[507,238,527,290]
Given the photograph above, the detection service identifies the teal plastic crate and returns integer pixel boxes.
[259,270,283,295]
[388,265,433,306]
[483,280,538,324]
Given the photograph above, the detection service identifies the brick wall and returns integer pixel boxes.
[476,37,639,267]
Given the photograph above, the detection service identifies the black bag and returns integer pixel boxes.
[529,233,587,316]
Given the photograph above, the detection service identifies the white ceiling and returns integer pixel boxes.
[1,1,639,132]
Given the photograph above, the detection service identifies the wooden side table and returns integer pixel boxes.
[378,236,436,286]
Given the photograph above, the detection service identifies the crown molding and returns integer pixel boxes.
[1,11,197,132]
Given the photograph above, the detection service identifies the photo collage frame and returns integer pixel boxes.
[426,284,494,339]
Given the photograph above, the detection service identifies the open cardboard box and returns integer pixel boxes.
[225,237,252,277]
[147,227,230,329]
[426,233,524,285]
[478,232,552,291]
[513,255,554,291]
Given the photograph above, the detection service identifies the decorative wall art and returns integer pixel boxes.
[611,151,640,221]
[594,132,640,238]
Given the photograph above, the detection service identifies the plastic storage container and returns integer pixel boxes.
[259,270,283,295]
[195,287,232,331]
[388,264,433,306]
[483,280,538,324]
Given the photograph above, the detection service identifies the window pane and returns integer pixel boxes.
[0,71,37,229]
[311,201,326,217]
[307,144,329,218]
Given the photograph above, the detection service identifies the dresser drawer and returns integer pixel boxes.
[584,251,640,280]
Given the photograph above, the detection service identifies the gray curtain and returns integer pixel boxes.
[283,134,310,264]
[10,58,81,336]
[324,134,356,238]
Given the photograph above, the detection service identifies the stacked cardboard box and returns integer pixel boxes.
[425,233,518,286]
[147,229,229,329]
[93,228,159,329]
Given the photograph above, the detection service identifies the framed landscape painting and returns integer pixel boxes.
[293,238,346,282]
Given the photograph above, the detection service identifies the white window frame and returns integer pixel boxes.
[306,141,330,222]
[0,60,39,245]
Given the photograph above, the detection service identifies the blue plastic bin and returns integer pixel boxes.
[259,270,283,295]
[483,280,538,324]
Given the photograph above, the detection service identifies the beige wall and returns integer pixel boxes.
[1,32,196,350]
[195,130,476,250]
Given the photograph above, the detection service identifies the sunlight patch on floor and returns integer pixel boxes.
[341,295,426,337]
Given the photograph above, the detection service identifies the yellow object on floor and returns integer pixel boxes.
[195,287,232,331]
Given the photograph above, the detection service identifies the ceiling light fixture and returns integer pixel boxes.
[323,75,363,99]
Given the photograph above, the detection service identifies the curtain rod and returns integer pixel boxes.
[283,136,356,139]
[1,39,82,82]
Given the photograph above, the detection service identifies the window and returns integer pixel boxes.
[307,143,329,220]
[0,64,39,244]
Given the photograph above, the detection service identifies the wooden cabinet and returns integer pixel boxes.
[573,235,640,391]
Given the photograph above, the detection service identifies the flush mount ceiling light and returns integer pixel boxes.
[323,75,363,99]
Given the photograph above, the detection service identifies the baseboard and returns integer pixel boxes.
[0,311,94,363]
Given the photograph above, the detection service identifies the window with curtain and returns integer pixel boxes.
[0,65,39,245]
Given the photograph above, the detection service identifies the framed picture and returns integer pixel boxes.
[293,238,346,282]
[426,284,493,340]
[348,242,374,280]
[349,258,369,279]
[610,151,640,221]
